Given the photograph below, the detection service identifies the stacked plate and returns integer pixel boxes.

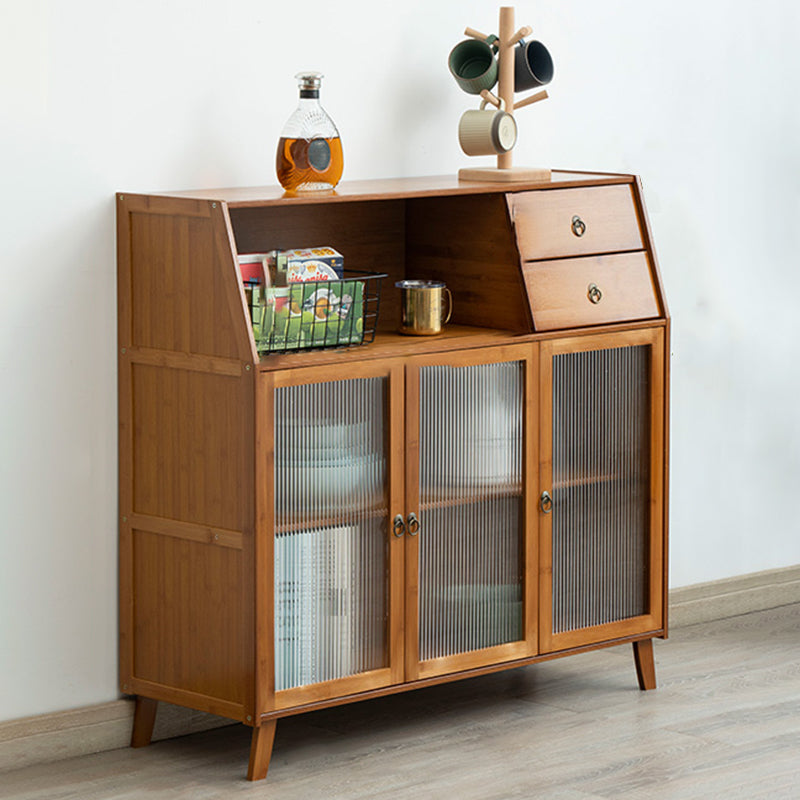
[275,419,385,514]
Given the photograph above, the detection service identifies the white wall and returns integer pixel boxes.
[1,0,798,722]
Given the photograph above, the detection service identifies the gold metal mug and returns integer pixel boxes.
[396,280,453,335]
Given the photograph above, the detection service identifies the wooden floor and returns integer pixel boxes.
[4,604,799,799]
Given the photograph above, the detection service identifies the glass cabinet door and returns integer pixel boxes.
[539,329,666,653]
[268,363,404,707]
[406,345,537,680]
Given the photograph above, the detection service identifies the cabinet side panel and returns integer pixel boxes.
[131,364,245,530]
[405,195,531,333]
[132,531,245,705]
[127,209,241,359]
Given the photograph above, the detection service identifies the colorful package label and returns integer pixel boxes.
[281,247,344,281]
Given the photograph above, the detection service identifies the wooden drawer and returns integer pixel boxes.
[510,184,643,261]
[522,251,659,331]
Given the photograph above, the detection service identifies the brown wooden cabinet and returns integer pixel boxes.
[117,171,669,781]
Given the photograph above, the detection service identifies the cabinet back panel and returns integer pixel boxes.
[128,212,241,359]
[406,195,532,333]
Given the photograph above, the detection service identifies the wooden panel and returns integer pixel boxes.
[126,207,242,359]
[131,531,245,704]
[510,184,643,261]
[131,364,246,531]
[405,194,532,333]
[522,251,659,331]
[152,171,634,206]
[229,200,406,332]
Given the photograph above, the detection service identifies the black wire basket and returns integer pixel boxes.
[247,271,386,354]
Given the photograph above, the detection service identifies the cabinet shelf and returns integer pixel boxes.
[419,487,522,513]
[274,505,389,534]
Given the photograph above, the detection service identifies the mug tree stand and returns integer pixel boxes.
[458,6,551,183]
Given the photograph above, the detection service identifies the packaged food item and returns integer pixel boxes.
[280,247,344,282]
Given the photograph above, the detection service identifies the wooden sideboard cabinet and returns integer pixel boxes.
[117,171,669,781]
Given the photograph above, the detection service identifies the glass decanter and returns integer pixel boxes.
[276,72,344,192]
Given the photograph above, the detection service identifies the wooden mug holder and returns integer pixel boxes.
[458,6,551,182]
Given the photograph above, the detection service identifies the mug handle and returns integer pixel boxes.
[480,92,504,111]
[442,287,453,325]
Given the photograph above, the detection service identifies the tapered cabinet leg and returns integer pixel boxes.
[131,696,159,747]
[633,638,657,690]
[247,720,277,782]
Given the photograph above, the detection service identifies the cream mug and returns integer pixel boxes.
[458,97,517,157]
[396,280,453,335]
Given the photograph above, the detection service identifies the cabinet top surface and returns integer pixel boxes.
[131,171,635,208]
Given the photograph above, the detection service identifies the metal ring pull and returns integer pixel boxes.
[539,490,553,514]
[392,514,406,538]
[571,215,586,237]
[406,512,420,536]
[587,283,603,304]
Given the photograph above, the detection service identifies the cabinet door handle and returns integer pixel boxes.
[392,514,406,538]
[406,512,420,536]
[539,491,553,514]
[587,283,603,304]
[571,215,586,237]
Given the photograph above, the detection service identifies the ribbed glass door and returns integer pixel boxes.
[539,330,665,652]
[408,347,534,678]
[272,369,401,701]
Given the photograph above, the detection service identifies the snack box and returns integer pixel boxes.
[281,247,344,282]
[238,253,270,284]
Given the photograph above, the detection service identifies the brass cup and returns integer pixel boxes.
[396,280,453,335]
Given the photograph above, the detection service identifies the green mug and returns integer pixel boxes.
[448,36,499,95]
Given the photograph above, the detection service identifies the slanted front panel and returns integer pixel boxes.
[127,211,243,359]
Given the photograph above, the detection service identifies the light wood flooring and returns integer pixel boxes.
[3,604,799,799]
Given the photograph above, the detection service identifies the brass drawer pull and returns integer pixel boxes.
[392,514,406,537]
[407,512,420,536]
[539,491,553,513]
[571,215,586,237]
[587,283,603,304]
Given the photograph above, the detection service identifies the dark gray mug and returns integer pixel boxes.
[514,39,554,92]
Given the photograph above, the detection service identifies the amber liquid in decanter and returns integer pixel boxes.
[276,136,344,193]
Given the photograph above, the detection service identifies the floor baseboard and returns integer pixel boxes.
[0,698,233,774]
[2,564,799,774]
[668,564,800,628]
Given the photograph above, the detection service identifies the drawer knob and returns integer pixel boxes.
[587,283,603,304]
[571,215,586,237]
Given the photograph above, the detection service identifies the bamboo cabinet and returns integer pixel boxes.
[117,172,670,781]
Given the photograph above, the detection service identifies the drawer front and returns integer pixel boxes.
[522,251,659,331]
[511,184,643,261]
